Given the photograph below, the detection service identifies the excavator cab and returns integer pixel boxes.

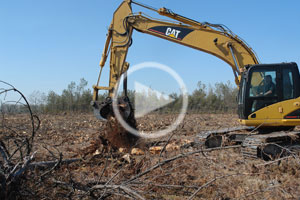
[238,62,300,122]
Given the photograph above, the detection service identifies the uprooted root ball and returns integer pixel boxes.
[104,115,140,149]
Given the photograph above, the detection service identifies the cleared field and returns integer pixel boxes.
[2,113,300,199]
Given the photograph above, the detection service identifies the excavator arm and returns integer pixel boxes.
[92,0,259,120]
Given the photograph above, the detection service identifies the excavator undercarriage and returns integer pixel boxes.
[198,126,300,160]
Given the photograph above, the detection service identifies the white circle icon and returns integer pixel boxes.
[112,62,188,139]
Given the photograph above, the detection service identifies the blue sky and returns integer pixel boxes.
[1,0,300,98]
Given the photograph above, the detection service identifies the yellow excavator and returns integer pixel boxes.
[91,0,300,159]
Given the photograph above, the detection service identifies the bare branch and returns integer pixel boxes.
[255,155,294,168]
[123,145,241,185]
[91,184,145,200]
[40,153,63,180]
[0,143,10,167]
[28,158,80,169]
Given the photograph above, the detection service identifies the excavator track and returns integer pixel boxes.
[242,131,300,160]
[197,126,300,160]
[241,136,262,158]
[197,126,255,148]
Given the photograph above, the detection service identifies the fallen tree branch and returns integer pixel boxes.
[255,155,294,168]
[239,185,279,199]
[92,184,145,200]
[40,153,63,180]
[0,143,10,167]
[130,183,198,189]
[99,167,124,199]
[7,152,36,186]
[188,172,263,200]
[159,130,176,157]
[54,179,145,200]
[28,158,80,169]
[188,174,233,200]
[122,145,241,185]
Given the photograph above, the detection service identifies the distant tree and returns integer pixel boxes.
[206,85,220,112]
[189,81,207,112]
[214,81,237,113]
[28,90,46,113]
[46,91,60,113]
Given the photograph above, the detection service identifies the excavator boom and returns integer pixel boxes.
[92,0,258,112]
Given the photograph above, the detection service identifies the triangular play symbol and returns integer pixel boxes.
[134,82,174,118]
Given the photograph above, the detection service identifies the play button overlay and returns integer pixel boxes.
[112,62,188,139]
[134,81,175,118]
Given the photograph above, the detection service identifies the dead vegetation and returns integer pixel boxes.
[1,82,300,199]
[1,112,300,199]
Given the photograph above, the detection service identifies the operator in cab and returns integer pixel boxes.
[258,75,275,96]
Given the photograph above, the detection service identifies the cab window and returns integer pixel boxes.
[248,69,277,113]
[283,68,294,100]
[249,70,276,97]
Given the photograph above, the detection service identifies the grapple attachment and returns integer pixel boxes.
[91,96,139,148]
[92,96,133,121]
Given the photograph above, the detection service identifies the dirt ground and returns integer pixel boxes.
[6,113,300,199]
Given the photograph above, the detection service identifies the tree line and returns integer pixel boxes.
[27,78,238,114]
[28,78,95,113]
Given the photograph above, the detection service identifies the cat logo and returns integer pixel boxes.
[165,27,181,38]
[148,26,193,40]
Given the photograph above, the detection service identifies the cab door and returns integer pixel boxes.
[246,67,279,119]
